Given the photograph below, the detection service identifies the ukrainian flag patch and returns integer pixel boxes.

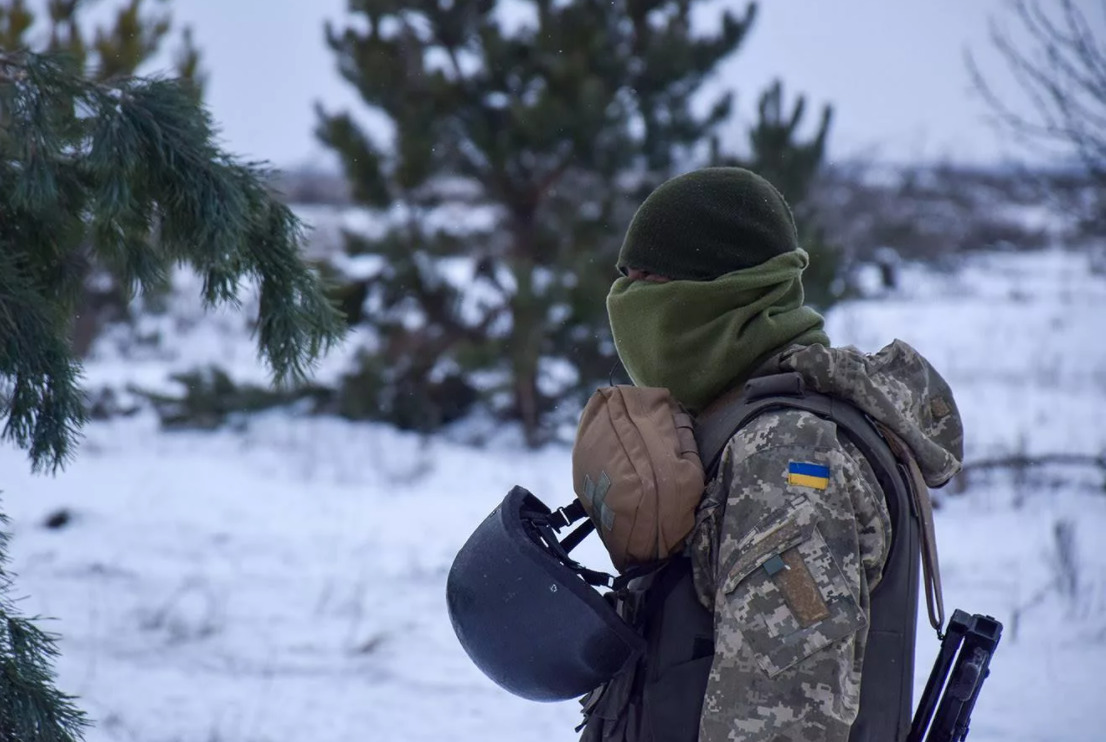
[788,461,830,490]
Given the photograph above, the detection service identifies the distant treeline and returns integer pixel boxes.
[277,162,1103,265]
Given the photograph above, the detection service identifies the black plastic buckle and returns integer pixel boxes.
[549,507,574,531]
[549,500,587,531]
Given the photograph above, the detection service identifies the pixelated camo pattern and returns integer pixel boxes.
[690,407,890,742]
[780,339,964,487]
[719,495,866,678]
[688,339,964,741]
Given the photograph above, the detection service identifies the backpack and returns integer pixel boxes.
[572,371,943,742]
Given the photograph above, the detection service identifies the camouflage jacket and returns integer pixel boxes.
[689,340,963,742]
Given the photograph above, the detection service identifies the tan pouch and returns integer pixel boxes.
[572,386,706,572]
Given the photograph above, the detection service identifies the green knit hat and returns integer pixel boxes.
[616,167,799,281]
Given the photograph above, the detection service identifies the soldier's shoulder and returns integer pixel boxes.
[725,408,843,460]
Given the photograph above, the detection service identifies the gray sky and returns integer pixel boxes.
[78,0,1101,168]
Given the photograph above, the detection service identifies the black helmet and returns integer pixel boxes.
[446,486,644,702]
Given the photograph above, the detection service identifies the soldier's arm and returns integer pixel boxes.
[695,409,890,742]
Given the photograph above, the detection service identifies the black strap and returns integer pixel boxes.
[529,500,595,556]
[526,500,670,592]
[549,500,588,530]
[696,372,807,477]
[611,560,669,593]
[560,519,596,554]
[525,509,614,588]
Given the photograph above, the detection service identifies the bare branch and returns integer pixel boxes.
[1060,0,1106,86]
[969,0,1106,190]
[963,452,1106,473]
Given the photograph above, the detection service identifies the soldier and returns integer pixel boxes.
[585,166,962,741]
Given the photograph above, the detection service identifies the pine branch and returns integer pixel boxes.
[0,508,88,742]
[0,250,88,471]
[0,51,346,471]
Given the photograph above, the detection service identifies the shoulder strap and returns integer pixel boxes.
[695,371,943,635]
[876,423,947,636]
[696,372,808,479]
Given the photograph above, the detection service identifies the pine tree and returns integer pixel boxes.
[2,6,342,739]
[2,0,208,355]
[0,46,344,742]
[1,0,204,91]
[320,0,833,445]
[1,50,345,471]
[727,80,842,309]
[0,508,88,742]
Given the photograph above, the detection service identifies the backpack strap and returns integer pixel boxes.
[696,371,808,478]
[877,423,947,636]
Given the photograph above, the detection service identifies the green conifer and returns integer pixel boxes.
[0,50,344,471]
[0,35,343,742]
[0,509,88,742]
[1,6,342,740]
[3,0,208,355]
[728,80,841,309]
[321,0,834,444]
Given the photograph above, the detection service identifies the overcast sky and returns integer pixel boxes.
[64,0,1103,169]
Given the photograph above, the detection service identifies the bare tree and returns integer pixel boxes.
[967,0,1106,230]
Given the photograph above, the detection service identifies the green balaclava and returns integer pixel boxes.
[607,167,830,412]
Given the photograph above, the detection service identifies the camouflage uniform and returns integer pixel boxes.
[688,340,962,742]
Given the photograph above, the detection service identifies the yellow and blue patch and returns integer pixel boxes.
[787,461,830,490]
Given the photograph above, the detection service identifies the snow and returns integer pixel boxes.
[3,247,1105,742]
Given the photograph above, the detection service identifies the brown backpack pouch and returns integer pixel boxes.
[572,386,705,572]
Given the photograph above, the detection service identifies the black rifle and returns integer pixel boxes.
[908,610,1003,742]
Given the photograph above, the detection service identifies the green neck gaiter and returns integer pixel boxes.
[607,249,830,412]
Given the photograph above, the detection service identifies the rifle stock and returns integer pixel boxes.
[908,609,1003,742]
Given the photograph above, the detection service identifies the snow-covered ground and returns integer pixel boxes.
[3,247,1105,742]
